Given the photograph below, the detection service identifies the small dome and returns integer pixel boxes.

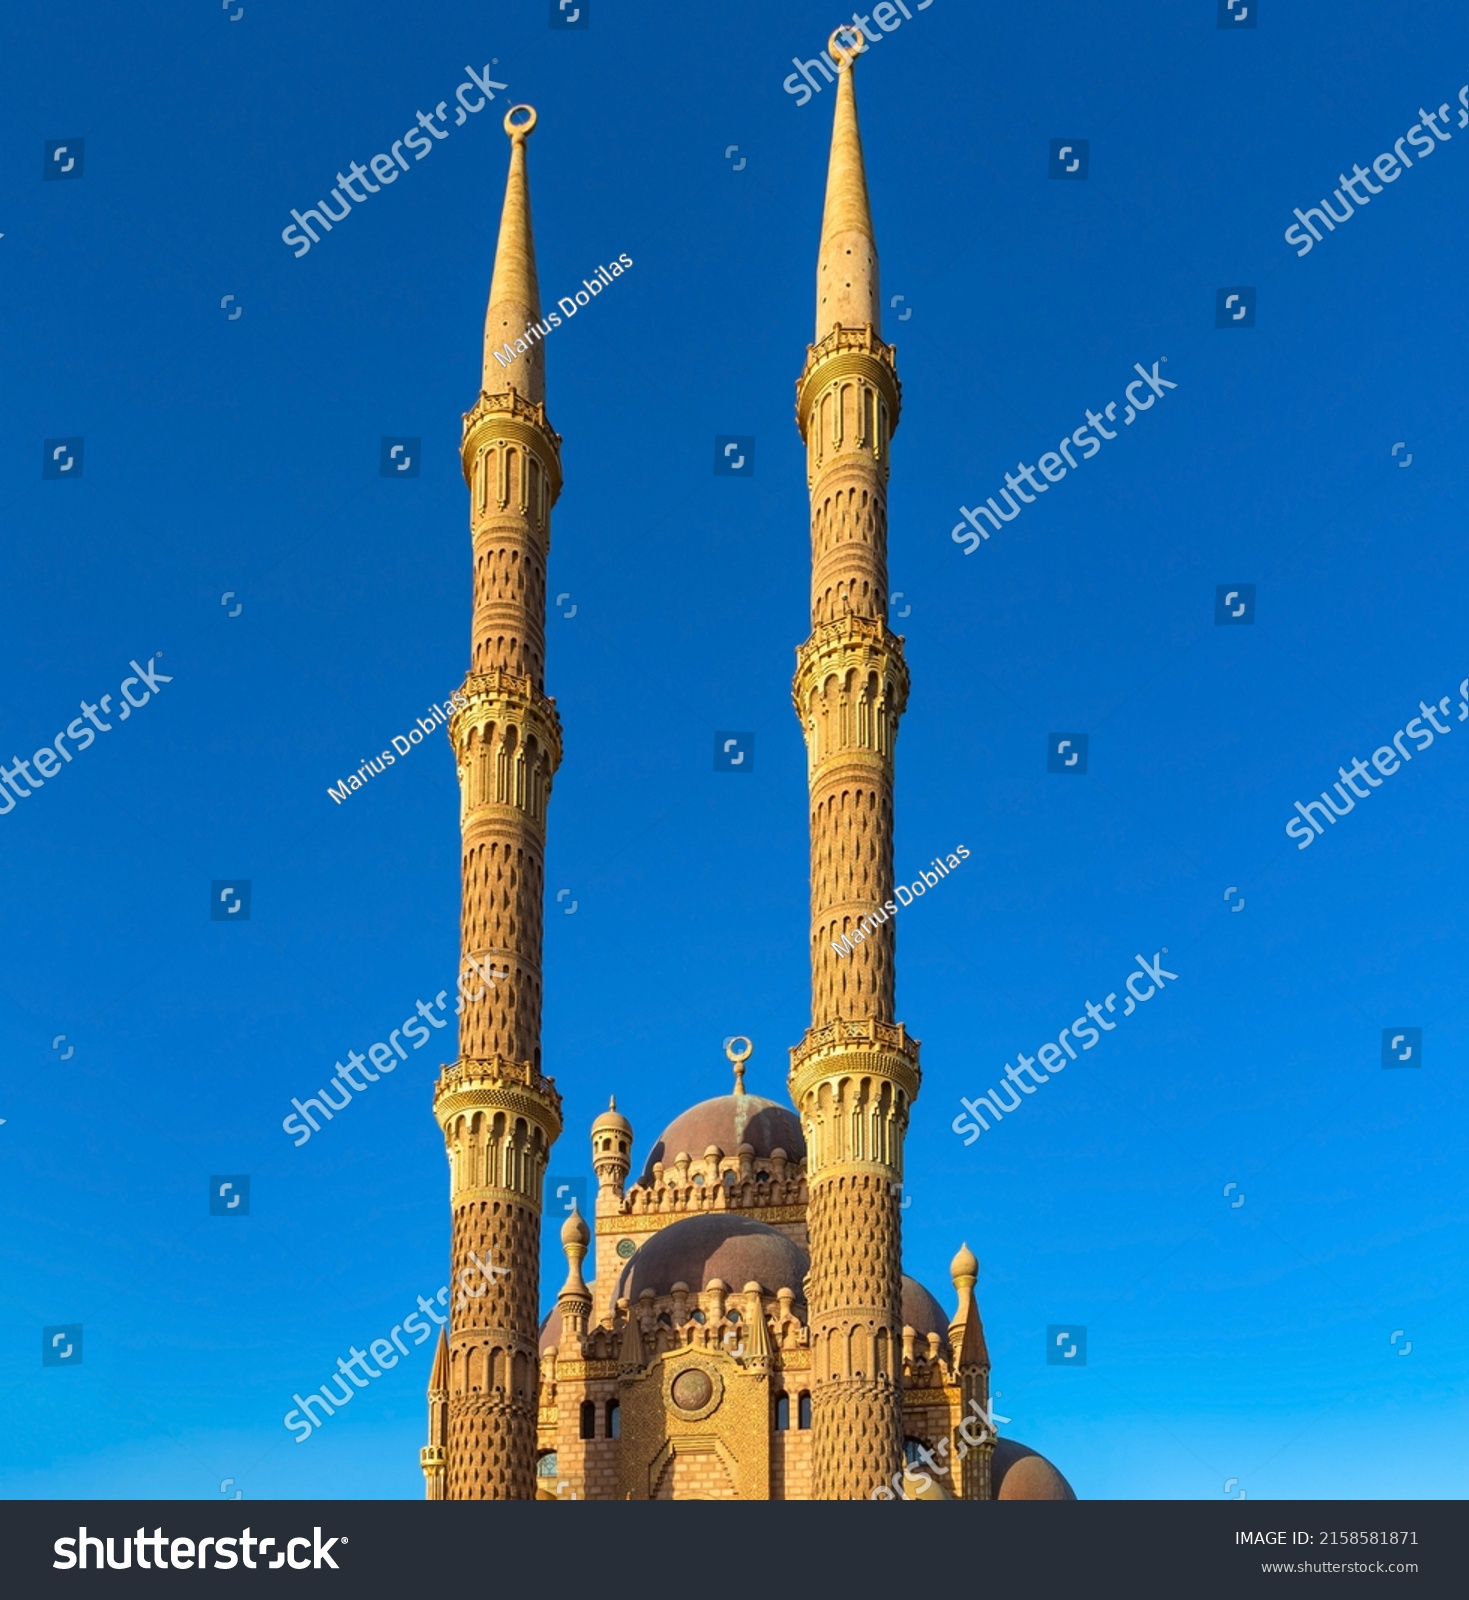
[593,1095,632,1135]
[992,1439,1076,1500]
[639,1093,804,1184]
[560,1202,590,1248]
[618,1215,808,1302]
[900,1275,950,1339]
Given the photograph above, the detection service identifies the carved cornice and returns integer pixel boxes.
[450,672,563,772]
[788,1018,921,1107]
[795,323,901,440]
[462,385,561,455]
[434,1054,562,1135]
[792,613,910,716]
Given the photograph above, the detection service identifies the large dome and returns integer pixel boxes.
[618,1214,809,1300]
[900,1275,950,1339]
[639,1092,805,1184]
[992,1438,1077,1500]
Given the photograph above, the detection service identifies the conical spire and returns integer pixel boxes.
[815,27,880,341]
[483,104,545,401]
[428,1326,449,1391]
[949,1242,990,1370]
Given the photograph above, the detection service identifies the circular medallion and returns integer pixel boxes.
[670,1368,713,1411]
[615,1238,636,1260]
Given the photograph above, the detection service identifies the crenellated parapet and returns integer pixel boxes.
[435,1055,561,1142]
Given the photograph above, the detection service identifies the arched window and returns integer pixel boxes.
[726,1309,741,1324]
[693,1174,705,1186]
[798,1392,812,1429]
[605,1400,620,1439]
[536,1450,559,1478]
[904,1438,927,1466]
[690,1310,706,1324]
[775,1393,790,1431]
[579,1401,596,1440]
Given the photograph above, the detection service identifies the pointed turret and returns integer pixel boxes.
[740,1281,773,1372]
[483,104,546,401]
[948,1243,994,1500]
[419,1329,450,1500]
[815,28,880,341]
[556,1202,592,1354]
[949,1242,990,1370]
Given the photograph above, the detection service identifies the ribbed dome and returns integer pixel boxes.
[617,1215,808,1301]
[900,1275,950,1339]
[992,1439,1077,1500]
[639,1093,804,1184]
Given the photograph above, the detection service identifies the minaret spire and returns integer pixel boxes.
[426,102,564,1502]
[789,29,918,1501]
[815,26,880,340]
[483,104,545,402]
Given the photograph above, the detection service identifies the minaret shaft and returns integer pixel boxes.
[789,39,918,1501]
[428,106,563,1503]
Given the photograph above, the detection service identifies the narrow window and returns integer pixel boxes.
[798,1392,812,1429]
[579,1400,596,1440]
[606,1400,620,1439]
[775,1393,790,1432]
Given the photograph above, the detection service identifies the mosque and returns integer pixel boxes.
[418,28,1075,1503]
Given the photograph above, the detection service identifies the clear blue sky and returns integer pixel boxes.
[1,0,1465,1500]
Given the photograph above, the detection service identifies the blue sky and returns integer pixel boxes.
[1,0,1466,1500]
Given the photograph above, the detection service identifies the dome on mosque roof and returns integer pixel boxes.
[539,1305,563,1353]
[900,1275,950,1339]
[617,1214,808,1301]
[638,1092,805,1184]
[992,1438,1076,1500]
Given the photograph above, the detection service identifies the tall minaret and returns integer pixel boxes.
[427,103,564,1502]
[788,30,920,1500]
